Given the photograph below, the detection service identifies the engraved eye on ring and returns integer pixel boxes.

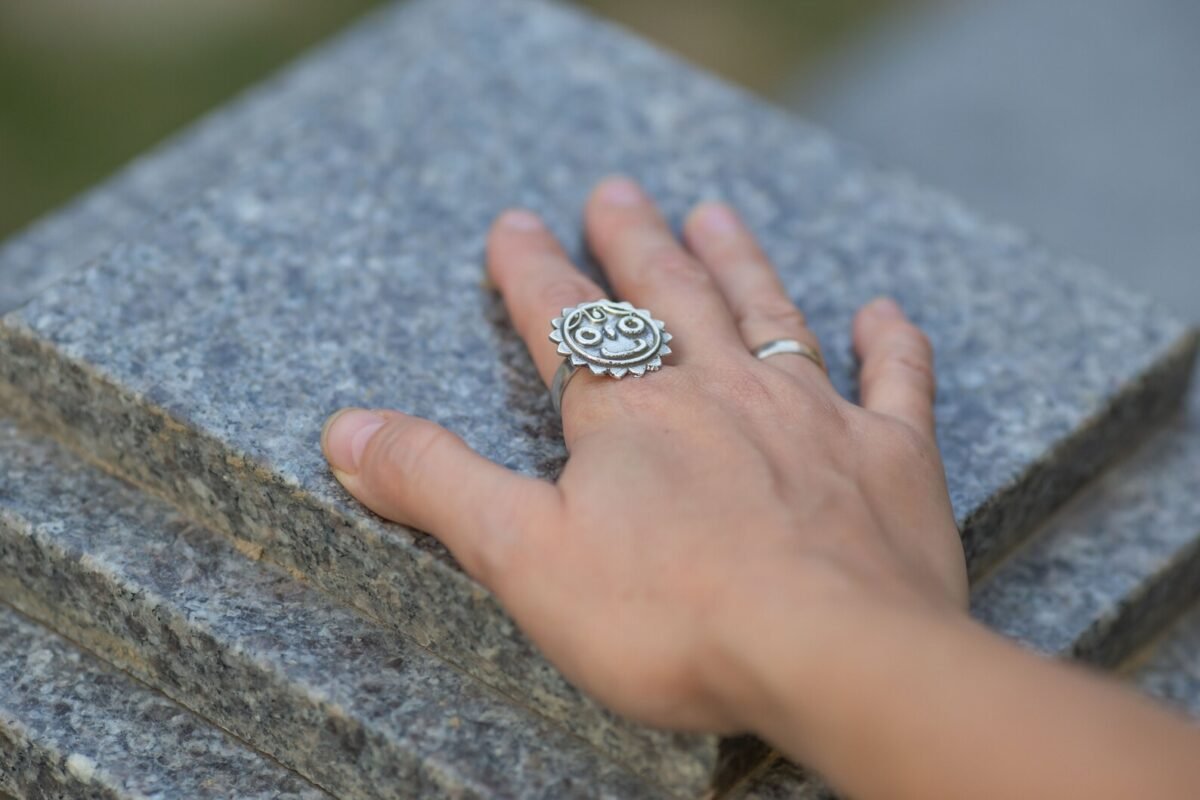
[575,327,602,346]
[618,315,646,335]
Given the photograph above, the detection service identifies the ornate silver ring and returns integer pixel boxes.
[549,300,672,415]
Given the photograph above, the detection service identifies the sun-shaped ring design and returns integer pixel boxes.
[549,300,672,378]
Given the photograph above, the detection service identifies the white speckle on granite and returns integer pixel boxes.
[65,753,97,782]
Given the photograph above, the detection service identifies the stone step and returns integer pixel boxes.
[735,384,1200,798]
[0,419,657,799]
[0,604,330,800]
[971,386,1200,667]
[0,0,1194,793]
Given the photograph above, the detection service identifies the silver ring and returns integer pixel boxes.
[549,300,672,415]
[753,338,825,371]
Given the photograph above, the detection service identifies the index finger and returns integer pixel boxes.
[487,209,608,387]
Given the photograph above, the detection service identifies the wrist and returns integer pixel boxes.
[703,558,972,753]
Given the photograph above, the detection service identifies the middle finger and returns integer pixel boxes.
[584,176,742,362]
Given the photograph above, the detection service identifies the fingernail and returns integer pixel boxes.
[322,408,385,475]
[498,209,544,231]
[865,297,904,319]
[693,202,741,237]
[597,176,645,206]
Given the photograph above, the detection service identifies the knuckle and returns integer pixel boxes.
[906,329,935,362]
[538,276,598,310]
[888,320,934,360]
[640,243,709,286]
[788,388,852,443]
[883,349,937,396]
[862,335,937,398]
[366,417,454,482]
[816,392,853,433]
[609,369,683,415]
[719,367,776,409]
[567,367,691,428]
[872,419,936,469]
[742,297,807,331]
[563,375,650,431]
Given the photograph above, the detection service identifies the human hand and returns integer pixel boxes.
[320,176,968,736]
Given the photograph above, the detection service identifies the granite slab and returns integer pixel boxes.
[0,419,661,800]
[972,386,1200,667]
[1131,599,1200,720]
[0,604,330,800]
[0,0,1195,792]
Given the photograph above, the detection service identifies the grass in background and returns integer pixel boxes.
[0,0,903,241]
[0,0,385,240]
[580,0,905,93]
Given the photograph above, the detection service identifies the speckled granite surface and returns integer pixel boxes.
[1133,600,1200,719]
[0,604,329,800]
[0,0,1195,793]
[0,419,659,800]
[728,759,832,800]
[972,387,1200,667]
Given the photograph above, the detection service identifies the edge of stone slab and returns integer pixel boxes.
[960,327,1198,579]
[1072,534,1200,669]
[972,377,1200,668]
[0,603,331,800]
[0,426,662,800]
[0,341,716,796]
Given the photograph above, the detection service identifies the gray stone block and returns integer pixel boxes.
[0,0,1195,791]
[0,604,329,800]
[0,420,656,800]
[972,387,1200,667]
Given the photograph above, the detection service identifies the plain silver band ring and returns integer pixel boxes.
[551,361,580,416]
[753,338,826,371]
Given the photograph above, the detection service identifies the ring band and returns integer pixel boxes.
[753,338,825,371]
[549,300,673,416]
[551,360,581,415]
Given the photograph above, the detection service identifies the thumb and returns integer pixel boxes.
[321,408,559,588]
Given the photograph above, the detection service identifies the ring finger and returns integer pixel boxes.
[683,201,830,385]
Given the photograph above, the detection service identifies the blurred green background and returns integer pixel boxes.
[0,0,902,241]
